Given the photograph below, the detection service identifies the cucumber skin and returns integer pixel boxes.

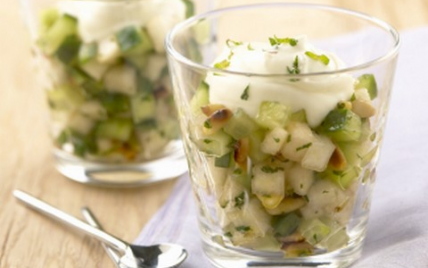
[319,109,362,142]
[355,74,378,100]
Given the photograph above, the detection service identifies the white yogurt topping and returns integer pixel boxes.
[206,36,355,127]
[57,0,186,43]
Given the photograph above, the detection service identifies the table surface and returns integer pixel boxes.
[1,0,427,267]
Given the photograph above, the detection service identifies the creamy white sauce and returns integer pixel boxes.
[206,37,355,127]
[57,0,186,43]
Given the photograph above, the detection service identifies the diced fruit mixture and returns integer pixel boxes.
[35,0,193,162]
[188,37,379,256]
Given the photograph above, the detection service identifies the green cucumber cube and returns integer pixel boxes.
[38,8,59,35]
[273,212,301,236]
[116,26,153,55]
[298,218,331,246]
[47,85,85,110]
[99,92,131,115]
[56,35,81,64]
[320,108,362,142]
[355,74,378,100]
[78,42,97,64]
[248,129,269,163]
[224,108,258,140]
[181,0,195,18]
[95,118,133,142]
[131,94,156,124]
[255,101,291,129]
[41,14,78,55]
[215,152,234,168]
[197,130,233,156]
[190,81,209,115]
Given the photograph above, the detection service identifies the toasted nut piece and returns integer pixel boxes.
[277,232,305,243]
[202,108,233,135]
[329,146,348,170]
[352,100,376,118]
[265,197,306,215]
[257,194,284,210]
[283,242,314,257]
[201,104,226,116]
[234,138,249,169]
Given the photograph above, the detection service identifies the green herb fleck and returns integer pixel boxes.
[303,195,309,202]
[234,192,245,209]
[273,137,280,143]
[235,226,251,232]
[370,132,377,142]
[287,56,300,75]
[203,139,212,144]
[226,39,243,47]
[214,59,230,69]
[224,232,233,238]
[313,233,318,243]
[247,43,254,50]
[269,35,298,47]
[261,166,283,173]
[322,190,329,194]
[240,85,250,100]
[287,134,292,143]
[305,51,330,65]
[204,120,212,129]
[233,168,243,175]
[296,142,312,151]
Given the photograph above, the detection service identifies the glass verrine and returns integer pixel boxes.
[20,0,201,186]
[166,3,399,267]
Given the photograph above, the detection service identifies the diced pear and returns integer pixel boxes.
[251,164,285,197]
[79,100,107,120]
[104,65,137,96]
[80,60,109,81]
[67,113,94,135]
[238,198,272,236]
[305,179,348,212]
[287,164,314,196]
[261,127,289,155]
[280,122,314,162]
[97,36,121,64]
[301,134,336,172]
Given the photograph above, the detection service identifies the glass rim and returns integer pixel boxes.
[166,2,401,78]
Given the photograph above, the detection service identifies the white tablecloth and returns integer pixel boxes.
[135,26,428,268]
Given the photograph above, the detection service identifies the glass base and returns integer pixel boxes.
[53,142,188,187]
[201,233,364,268]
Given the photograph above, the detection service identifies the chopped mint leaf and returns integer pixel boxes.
[296,142,312,151]
[203,139,212,144]
[224,232,233,238]
[226,39,243,47]
[204,120,212,129]
[214,59,230,69]
[240,85,250,100]
[235,226,251,232]
[261,166,283,173]
[247,43,254,50]
[233,168,242,175]
[234,192,245,209]
[287,134,292,143]
[303,195,309,202]
[287,56,300,76]
[269,35,298,47]
[370,132,377,142]
[305,51,330,65]
[273,137,280,143]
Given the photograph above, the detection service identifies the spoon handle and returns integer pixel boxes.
[81,207,121,268]
[13,190,129,252]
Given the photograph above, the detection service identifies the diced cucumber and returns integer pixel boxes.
[190,81,210,115]
[181,0,195,18]
[99,92,131,115]
[298,218,331,246]
[273,212,301,236]
[95,118,133,142]
[230,166,251,189]
[56,35,81,64]
[224,108,258,140]
[215,152,234,168]
[248,129,269,163]
[78,42,97,64]
[319,108,362,142]
[38,8,59,35]
[355,74,378,100]
[290,109,307,123]
[196,130,233,157]
[318,227,349,251]
[41,14,78,55]
[255,101,291,129]
[131,94,156,123]
[47,85,85,110]
[116,26,153,55]
[56,129,96,157]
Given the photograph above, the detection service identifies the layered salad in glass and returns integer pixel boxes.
[189,36,379,256]
[35,0,193,162]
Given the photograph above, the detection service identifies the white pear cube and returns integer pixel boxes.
[287,164,314,196]
[306,179,348,212]
[261,127,289,155]
[67,113,94,135]
[104,65,137,96]
[251,164,285,197]
[280,122,314,162]
[301,134,336,172]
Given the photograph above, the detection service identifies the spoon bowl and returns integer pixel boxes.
[13,190,188,268]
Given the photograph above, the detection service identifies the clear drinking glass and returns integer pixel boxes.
[20,0,203,186]
[166,3,400,267]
